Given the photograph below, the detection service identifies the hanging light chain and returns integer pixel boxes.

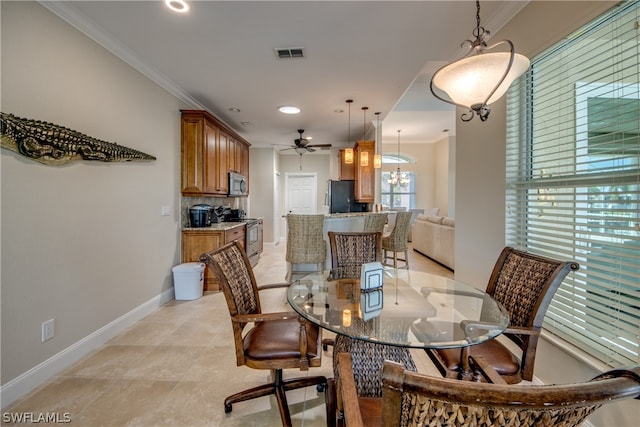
[362,106,368,140]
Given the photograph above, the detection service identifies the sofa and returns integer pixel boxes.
[411,214,455,270]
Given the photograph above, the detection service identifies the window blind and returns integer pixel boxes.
[506,1,640,366]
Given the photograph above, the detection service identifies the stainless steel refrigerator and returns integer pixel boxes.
[327,180,367,213]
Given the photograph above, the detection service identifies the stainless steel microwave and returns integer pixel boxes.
[228,172,247,196]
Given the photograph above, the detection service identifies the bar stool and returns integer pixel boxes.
[381,211,412,269]
[285,214,326,281]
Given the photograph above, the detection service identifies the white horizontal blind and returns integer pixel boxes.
[506,1,640,367]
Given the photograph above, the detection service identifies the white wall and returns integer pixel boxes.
[455,2,635,426]
[1,1,185,402]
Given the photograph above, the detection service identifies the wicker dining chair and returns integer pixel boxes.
[328,231,382,277]
[427,246,580,384]
[363,213,388,233]
[338,353,640,427]
[285,214,326,281]
[200,242,327,427]
[322,231,383,351]
[381,211,412,269]
[332,336,416,427]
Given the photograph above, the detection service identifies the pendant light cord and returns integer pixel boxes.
[397,130,401,173]
[346,99,353,142]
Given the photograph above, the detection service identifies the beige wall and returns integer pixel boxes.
[249,147,278,244]
[380,136,452,215]
[1,1,185,389]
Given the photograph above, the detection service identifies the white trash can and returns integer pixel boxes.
[172,262,205,300]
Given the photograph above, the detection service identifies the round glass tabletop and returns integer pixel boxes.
[287,268,509,349]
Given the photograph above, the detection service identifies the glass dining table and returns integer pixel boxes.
[287,267,510,380]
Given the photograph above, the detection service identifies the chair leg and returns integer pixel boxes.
[285,263,292,282]
[273,370,293,427]
[224,369,327,427]
[325,378,337,427]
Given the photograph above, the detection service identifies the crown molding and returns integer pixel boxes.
[38,1,207,111]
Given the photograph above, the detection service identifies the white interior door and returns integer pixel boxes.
[285,172,317,214]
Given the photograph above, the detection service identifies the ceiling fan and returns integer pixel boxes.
[280,129,331,154]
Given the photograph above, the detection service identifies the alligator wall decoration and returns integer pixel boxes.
[0,112,156,165]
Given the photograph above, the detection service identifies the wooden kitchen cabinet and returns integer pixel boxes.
[214,129,230,195]
[181,110,250,196]
[228,137,250,176]
[181,224,245,291]
[354,140,375,203]
[338,149,355,180]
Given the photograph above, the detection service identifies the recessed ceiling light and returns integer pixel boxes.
[334,108,344,113]
[228,107,241,113]
[278,106,301,115]
[165,0,189,14]
[241,121,254,127]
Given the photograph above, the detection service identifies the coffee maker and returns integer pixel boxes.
[189,204,214,227]
[225,209,245,222]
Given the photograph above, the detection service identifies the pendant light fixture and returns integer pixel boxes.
[430,0,529,122]
[388,130,409,188]
[360,107,369,166]
[344,99,354,164]
[374,112,382,169]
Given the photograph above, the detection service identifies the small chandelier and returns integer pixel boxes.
[430,0,529,122]
[388,130,409,188]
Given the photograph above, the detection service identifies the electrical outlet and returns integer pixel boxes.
[42,319,55,343]
[161,206,171,216]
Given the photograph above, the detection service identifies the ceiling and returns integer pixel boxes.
[44,1,527,150]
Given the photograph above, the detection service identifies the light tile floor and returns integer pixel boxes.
[2,243,452,426]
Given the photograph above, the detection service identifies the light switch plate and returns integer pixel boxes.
[42,319,55,343]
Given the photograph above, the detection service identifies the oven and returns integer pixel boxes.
[244,219,260,267]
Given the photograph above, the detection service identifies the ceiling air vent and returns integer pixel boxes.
[275,47,305,59]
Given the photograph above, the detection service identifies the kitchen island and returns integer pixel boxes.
[286,212,396,271]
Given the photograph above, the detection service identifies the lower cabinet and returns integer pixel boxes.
[181,224,245,291]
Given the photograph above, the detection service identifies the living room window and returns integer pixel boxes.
[381,153,416,209]
[506,1,639,367]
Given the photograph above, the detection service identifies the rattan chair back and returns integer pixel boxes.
[363,213,388,233]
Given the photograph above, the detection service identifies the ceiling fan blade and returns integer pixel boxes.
[307,147,316,152]
[308,144,332,148]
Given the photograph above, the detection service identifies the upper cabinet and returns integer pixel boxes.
[181,110,250,196]
[353,140,375,203]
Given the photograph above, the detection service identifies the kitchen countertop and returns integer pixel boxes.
[182,217,263,231]
[182,222,246,231]
[325,211,395,218]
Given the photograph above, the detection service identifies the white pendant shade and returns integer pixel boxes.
[432,51,530,108]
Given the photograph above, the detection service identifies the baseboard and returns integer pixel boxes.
[0,288,175,409]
